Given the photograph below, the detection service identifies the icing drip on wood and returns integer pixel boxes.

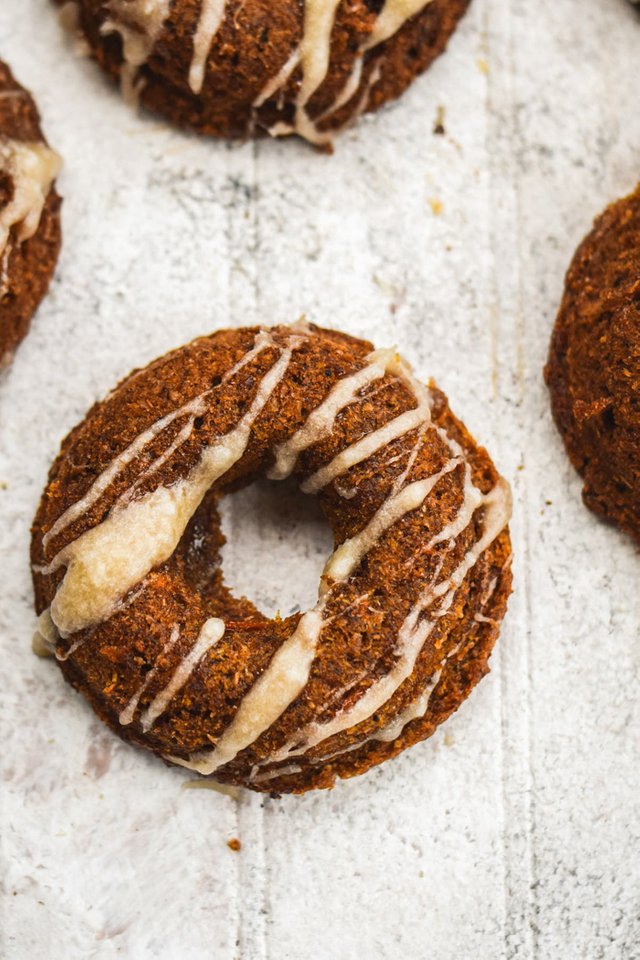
[43,339,300,637]
[0,139,61,257]
[188,0,227,94]
[101,0,171,104]
[139,618,225,731]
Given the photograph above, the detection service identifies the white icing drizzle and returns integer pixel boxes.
[169,431,455,776]
[268,347,397,481]
[34,607,91,662]
[253,478,511,774]
[308,558,511,772]
[366,0,435,49]
[321,457,460,596]
[251,763,304,785]
[171,608,325,775]
[119,623,180,725]
[58,1,91,56]
[101,0,171,104]
[253,45,301,109]
[253,553,510,783]
[426,463,483,550]
[261,0,343,144]
[44,340,300,638]
[0,139,61,257]
[356,676,439,743]
[42,394,208,549]
[0,243,11,302]
[32,609,58,658]
[222,328,277,384]
[188,0,227,94]
[290,0,343,143]
[301,361,430,489]
[116,415,200,509]
[38,326,271,554]
[317,56,363,122]
[310,670,443,767]
[32,632,54,658]
[36,323,511,787]
[168,377,483,778]
[139,618,225,731]
[93,0,436,143]
[261,0,434,144]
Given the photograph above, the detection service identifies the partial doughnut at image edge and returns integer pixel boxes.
[0,61,62,369]
[545,184,640,545]
[32,321,512,795]
[56,0,471,146]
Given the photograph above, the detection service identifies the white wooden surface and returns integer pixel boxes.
[1,1,639,957]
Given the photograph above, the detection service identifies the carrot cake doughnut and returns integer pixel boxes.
[32,322,512,794]
[545,185,640,544]
[0,62,62,368]
[56,0,471,146]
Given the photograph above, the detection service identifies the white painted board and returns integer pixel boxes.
[0,1,639,957]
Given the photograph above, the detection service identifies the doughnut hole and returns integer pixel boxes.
[219,477,333,619]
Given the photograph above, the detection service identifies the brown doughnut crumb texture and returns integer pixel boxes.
[545,185,640,544]
[0,61,62,367]
[32,322,512,795]
[56,0,471,146]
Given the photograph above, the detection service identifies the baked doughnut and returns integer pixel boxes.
[56,0,471,146]
[545,185,640,544]
[0,62,62,368]
[32,322,512,794]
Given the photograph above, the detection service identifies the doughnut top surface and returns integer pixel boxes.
[545,184,640,544]
[0,61,62,366]
[60,0,471,144]
[32,322,512,794]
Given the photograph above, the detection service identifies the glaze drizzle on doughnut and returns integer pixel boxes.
[265,0,436,144]
[98,0,437,143]
[249,480,510,778]
[188,0,227,94]
[33,324,511,791]
[42,334,303,637]
[0,139,61,256]
[102,0,172,103]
